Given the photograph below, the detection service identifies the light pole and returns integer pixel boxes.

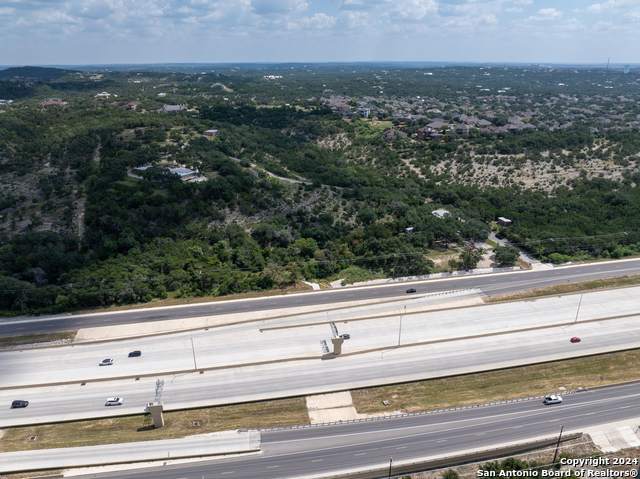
[398,306,405,347]
[389,457,393,478]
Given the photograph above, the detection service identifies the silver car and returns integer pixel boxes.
[543,394,562,405]
[105,397,124,406]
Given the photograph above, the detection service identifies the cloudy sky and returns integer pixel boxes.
[1,0,639,66]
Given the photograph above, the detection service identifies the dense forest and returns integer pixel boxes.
[1,64,639,315]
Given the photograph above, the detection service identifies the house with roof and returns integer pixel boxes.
[95,92,111,98]
[203,129,218,137]
[157,105,187,113]
[416,126,436,141]
[454,124,470,135]
[427,120,448,130]
[383,128,408,141]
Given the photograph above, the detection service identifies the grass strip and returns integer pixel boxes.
[0,398,308,453]
[0,331,77,349]
[352,348,640,414]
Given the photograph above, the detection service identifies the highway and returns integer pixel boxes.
[1,259,640,336]
[3,309,640,427]
[1,287,639,390]
[73,381,640,479]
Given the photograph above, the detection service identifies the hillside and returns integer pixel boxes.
[0,65,639,316]
[0,66,80,81]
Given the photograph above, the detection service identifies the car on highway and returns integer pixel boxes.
[543,394,562,405]
[128,350,142,357]
[406,288,417,294]
[340,334,351,340]
[99,358,114,366]
[570,337,581,343]
[105,397,124,406]
[11,400,29,408]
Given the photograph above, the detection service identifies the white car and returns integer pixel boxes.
[99,359,114,366]
[105,397,124,406]
[543,394,562,405]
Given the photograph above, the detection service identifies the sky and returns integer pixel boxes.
[1,0,640,66]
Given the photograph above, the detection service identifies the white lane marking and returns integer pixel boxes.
[355,453,366,456]
[437,440,447,443]
[267,465,279,468]
[312,459,323,462]
[222,472,234,475]
[268,391,640,450]
[476,433,486,436]
[396,446,407,449]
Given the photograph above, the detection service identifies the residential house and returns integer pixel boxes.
[95,92,111,98]
[357,107,370,118]
[203,129,218,137]
[157,105,187,113]
[416,126,436,141]
[340,109,354,119]
[497,217,513,227]
[427,120,447,130]
[125,102,140,110]
[383,128,408,141]
[157,92,167,97]
[454,124,470,135]
[244,168,259,178]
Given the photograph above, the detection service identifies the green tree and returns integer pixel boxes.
[493,245,520,265]
[458,247,484,270]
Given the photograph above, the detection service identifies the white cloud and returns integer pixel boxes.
[585,0,640,13]
[505,7,522,13]
[251,0,308,15]
[526,8,562,21]
[334,0,391,11]
[512,0,532,4]
[289,12,336,30]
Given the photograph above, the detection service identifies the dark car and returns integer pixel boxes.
[495,233,504,240]
[340,334,351,340]
[11,400,29,408]
[570,337,581,343]
[406,288,417,294]
[128,351,142,357]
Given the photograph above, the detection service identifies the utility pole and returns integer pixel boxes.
[552,424,564,466]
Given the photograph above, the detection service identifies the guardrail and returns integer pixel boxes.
[245,387,587,432]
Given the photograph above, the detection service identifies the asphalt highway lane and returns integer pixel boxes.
[3,313,640,427]
[1,259,640,337]
[1,287,638,390]
[74,382,640,479]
